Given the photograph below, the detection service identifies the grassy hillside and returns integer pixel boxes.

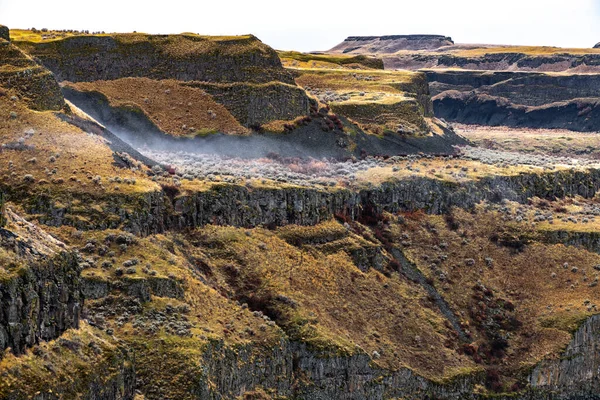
[290,67,433,135]
[279,50,384,70]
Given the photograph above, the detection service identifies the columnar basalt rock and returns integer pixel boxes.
[17,168,600,235]
[0,212,82,356]
[17,34,295,85]
[529,315,600,398]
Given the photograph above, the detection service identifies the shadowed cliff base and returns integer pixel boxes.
[62,85,468,158]
[433,91,600,132]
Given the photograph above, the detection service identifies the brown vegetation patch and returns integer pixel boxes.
[64,78,248,135]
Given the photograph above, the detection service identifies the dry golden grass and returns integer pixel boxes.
[9,29,109,43]
[0,92,158,197]
[185,223,477,380]
[64,78,248,136]
[293,68,416,93]
[0,323,126,398]
[388,206,600,388]
[279,51,383,70]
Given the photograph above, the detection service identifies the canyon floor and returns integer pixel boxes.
[1,27,600,400]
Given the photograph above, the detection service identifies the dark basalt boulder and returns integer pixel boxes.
[0,25,9,42]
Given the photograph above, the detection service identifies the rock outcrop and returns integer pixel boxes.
[0,42,64,111]
[186,81,312,126]
[16,34,294,85]
[425,69,600,107]
[16,167,600,235]
[0,25,9,42]
[433,90,600,132]
[194,340,479,400]
[594,42,600,49]
[384,51,600,73]
[329,35,454,53]
[0,211,82,356]
[529,315,600,398]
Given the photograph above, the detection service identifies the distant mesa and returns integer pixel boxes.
[329,34,454,54]
[0,24,9,42]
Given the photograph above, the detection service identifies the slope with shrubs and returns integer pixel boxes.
[290,67,434,136]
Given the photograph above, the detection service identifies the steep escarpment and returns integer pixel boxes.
[423,68,600,131]
[15,33,314,130]
[15,166,600,235]
[0,41,64,111]
[329,35,455,53]
[0,210,82,356]
[61,79,465,158]
[185,80,311,126]
[291,68,434,134]
[530,315,600,398]
[383,49,600,73]
[433,91,600,132]
[425,70,600,106]
[16,33,293,84]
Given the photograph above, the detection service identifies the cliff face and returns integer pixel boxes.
[0,25,9,42]
[0,211,82,356]
[17,34,294,85]
[433,91,600,132]
[384,51,600,73]
[329,35,454,53]
[529,315,600,398]
[194,340,479,400]
[424,68,600,131]
[17,168,600,235]
[426,70,600,107]
[186,81,312,126]
[0,42,64,111]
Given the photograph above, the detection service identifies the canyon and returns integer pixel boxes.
[1,24,600,400]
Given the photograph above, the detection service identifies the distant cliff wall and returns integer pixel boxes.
[329,35,454,53]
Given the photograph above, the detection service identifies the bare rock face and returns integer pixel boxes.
[0,210,82,357]
[329,35,454,54]
[0,25,9,42]
[0,43,65,111]
[530,315,600,397]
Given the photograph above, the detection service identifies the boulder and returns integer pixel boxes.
[0,25,9,42]
[595,42,600,49]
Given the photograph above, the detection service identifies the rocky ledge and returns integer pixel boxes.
[530,314,600,398]
[0,25,9,42]
[0,210,82,356]
[14,167,600,235]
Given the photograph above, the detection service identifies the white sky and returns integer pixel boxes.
[1,0,599,51]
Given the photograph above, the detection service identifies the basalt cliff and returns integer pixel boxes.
[1,25,600,400]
